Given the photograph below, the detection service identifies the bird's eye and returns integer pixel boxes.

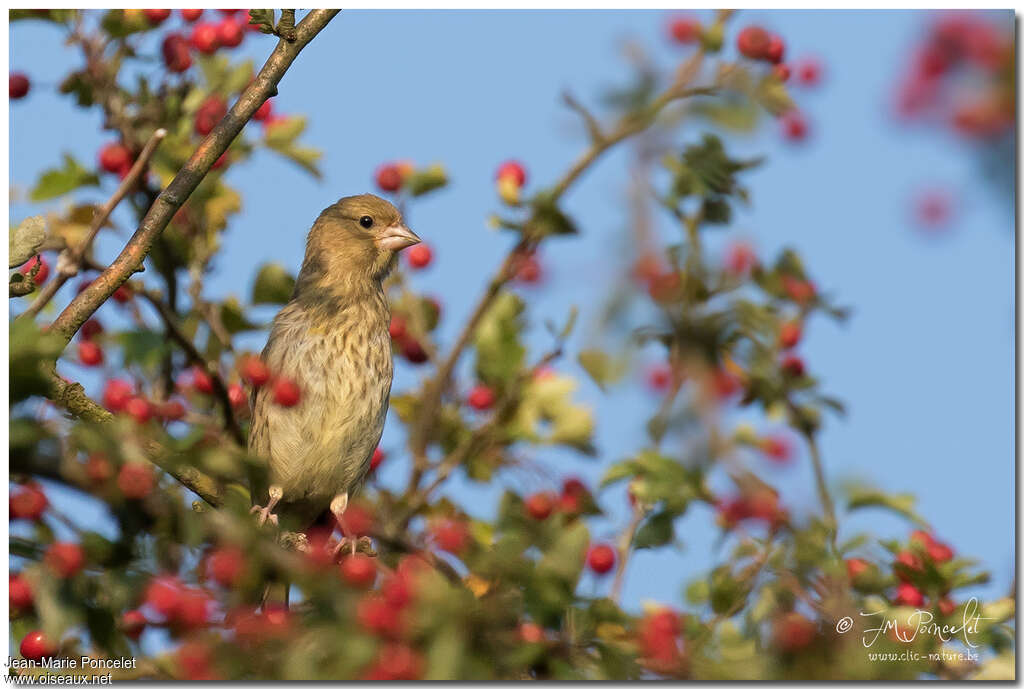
[359,215,374,229]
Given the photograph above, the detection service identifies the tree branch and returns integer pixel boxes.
[47,9,340,348]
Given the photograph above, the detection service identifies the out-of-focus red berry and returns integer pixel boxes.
[125,396,152,424]
[118,462,155,499]
[240,356,271,387]
[357,595,403,637]
[519,622,545,644]
[406,244,433,269]
[375,163,404,193]
[370,446,385,471]
[78,340,104,367]
[894,550,924,580]
[646,364,673,393]
[388,315,407,340]
[20,255,49,285]
[759,434,792,463]
[400,337,428,364]
[273,377,301,407]
[121,610,147,640]
[45,542,86,578]
[216,17,244,48]
[781,110,809,141]
[765,34,785,63]
[782,275,816,304]
[253,98,273,122]
[227,383,247,408]
[206,546,246,588]
[467,384,496,411]
[372,643,423,680]
[10,72,30,99]
[158,399,187,422]
[587,544,616,575]
[431,518,470,554]
[99,142,132,174]
[177,640,215,680]
[80,318,104,341]
[11,483,48,521]
[737,26,771,60]
[191,366,215,394]
[724,241,756,276]
[162,34,192,73]
[795,57,823,86]
[10,574,33,611]
[84,452,113,484]
[845,557,870,579]
[181,8,203,22]
[495,160,527,187]
[780,354,805,378]
[668,15,700,44]
[20,631,57,663]
[340,554,377,589]
[927,541,954,563]
[195,95,227,136]
[772,612,816,652]
[894,582,925,607]
[773,63,791,82]
[143,8,171,24]
[778,320,802,349]
[938,597,956,616]
[144,575,184,619]
[112,284,133,303]
[525,492,554,520]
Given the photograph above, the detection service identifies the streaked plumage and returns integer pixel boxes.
[248,194,419,532]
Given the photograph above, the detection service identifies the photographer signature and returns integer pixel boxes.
[853,597,988,648]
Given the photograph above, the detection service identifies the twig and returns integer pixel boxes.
[137,289,246,447]
[610,506,646,603]
[803,430,837,547]
[562,90,605,143]
[47,10,339,349]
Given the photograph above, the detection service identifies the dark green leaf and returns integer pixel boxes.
[30,154,100,202]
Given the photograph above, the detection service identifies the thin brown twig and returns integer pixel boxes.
[20,128,167,320]
[610,506,646,603]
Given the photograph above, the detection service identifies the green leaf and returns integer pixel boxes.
[537,520,589,588]
[100,9,150,37]
[264,115,307,146]
[845,484,929,527]
[247,9,276,33]
[10,318,65,403]
[634,511,675,549]
[509,373,596,454]
[577,348,626,391]
[525,195,578,238]
[30,154,100,202]
[251,263,296,305]
[405,164,448,197]
[113,329,171,370]
[219,296,260,334]
[9,216,46,268]
[473,292,526,388]
[265,142,323,179]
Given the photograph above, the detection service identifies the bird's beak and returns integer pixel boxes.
[376,224,421,252]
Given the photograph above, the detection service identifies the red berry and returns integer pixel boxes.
[524,492,554,520]
[10,484,48,520]
[519,622,545,644]
[845,557,870,580]
[795,57,823,86]
[192,366,214,394]
[102,380,133,411]
[227,383,247,408]
[125,396,152,424]
[78,340,104,367]
[80,318,104,341]
[357,595,403,637]
[909,529,935,547]
[120,610,147,640]
[406,243,433,269]
[10,574,33,611]
[240,356,270,387]
[20,255,49,285]
[759,434,792,463]
[737,26,771,60]
[340,554,377,588]
[112,284,133,303]
[158,399,187,422]
[161,34,193,73]
[782,275,816,304]
[273,377,301,407]
[668,16,700,44]
[370,446,385,471]
[45,542,86,579]
[9,72,30,99]
[431,518,470,554]
[20,630,57,662]
[765,34,785,63]
[177,640,214,680]
[587,544,616,575]
[724,241,756,276]
[512,252,542,284]
[647,364,673,393]
[938,597,956,616]
[98,142,132,175]
[375,163,404,193]
[400,337,428,364]
[253,98,273,122]
[773,63,791,82]
[176,587,213,630]
[915,190,952,229]
[772,612,816,652]
[84,453,113,484]
[206,546,245,588]
[143,8,171,24]
[894,582,924,607]
[778,320,802,349]
[118,462,155,499]
[219,9,241,15]
[927,541,954,563]
[216,17,244,48]
[894,550,923,580]
[373,642,423,680]
[242,9,263,32]
[195,96,227,136]
[781,354,805,378]
[388,315,407,340]
[781,110,809,141]
[181,8,203,22]
[144,575,184,618]
[495,160,527,187]
[467,384,496,411]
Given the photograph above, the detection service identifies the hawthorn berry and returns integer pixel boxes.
[240,356,271,387]
[206,546,246,588]
[519,622,545,644]
[639,609,684,673]
[191,366,215,394]
[406,243,433,269]
[938,597,956,616]
[795,57,823,86]
[587,544,616,575]
[181,8,203,22]
[780,354,805,378]
[120,610,147,640]
[724,241,756,276]
[647,364,673,393]
[176,588,213,629]
[99,142,132,174]
[668,16,700,44]
[357,595,403,637]
[10,483,48,520]
[340,554,377,589]
[20,631,57,663]
[495,160,527,187]
[431,518,470,554]
[845,557,870,579]
[195,95,227,135]
[778,320,802,349]
[765,34,786,63]
[20,255,49,285]
[894,550,924,579]
[84,453,113,484]
[77,340,104,367]
[9,72,30,99]
[118,462,155,499]
[525,492,555,520]
[273,377,301,407]
[894,582,925,607]
[927,541,954,563]
[143,8,171,24]
[144,575,185,619]
[781,110,809,141]
[759,434,792,463]
[80,318,104,341]
[737,26,771,60]
[228,383,247,408]
[125,396,153,424]
[370,446,385,471]
[158,399,187,422]
[388,314,407,340]
[216,17,244,48]
[772,612,816,652]
[253,98,273,122]
[400,336,428,364]
[45,542,86,579]
[177,640,215,680]
[773,63,791,82]
[373,643,423,681]
[375,163,404,192]
[10,574,33,612]
[161,34,193,74]
[782,275,816,304]
[512,252,542,283]
[112,284,133,303]
[467,384,496,411]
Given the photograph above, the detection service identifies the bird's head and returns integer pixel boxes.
[302,194,420,285]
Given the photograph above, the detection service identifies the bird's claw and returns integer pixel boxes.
[250,504,279,527]
[332,535,376,558]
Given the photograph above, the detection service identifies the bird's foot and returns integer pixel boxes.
[251,485,283,528]
[332,535,376,558]
[278,531,310,553]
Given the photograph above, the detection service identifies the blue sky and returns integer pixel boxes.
[10,10,1014,612]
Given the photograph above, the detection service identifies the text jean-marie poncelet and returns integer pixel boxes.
[5,657,136,671]
[858,597,988,648]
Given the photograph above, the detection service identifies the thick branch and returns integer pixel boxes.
[47,9,339,347]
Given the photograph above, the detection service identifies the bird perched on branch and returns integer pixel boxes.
[248,194,420,548]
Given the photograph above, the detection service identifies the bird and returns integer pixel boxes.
[247,193,420,548]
